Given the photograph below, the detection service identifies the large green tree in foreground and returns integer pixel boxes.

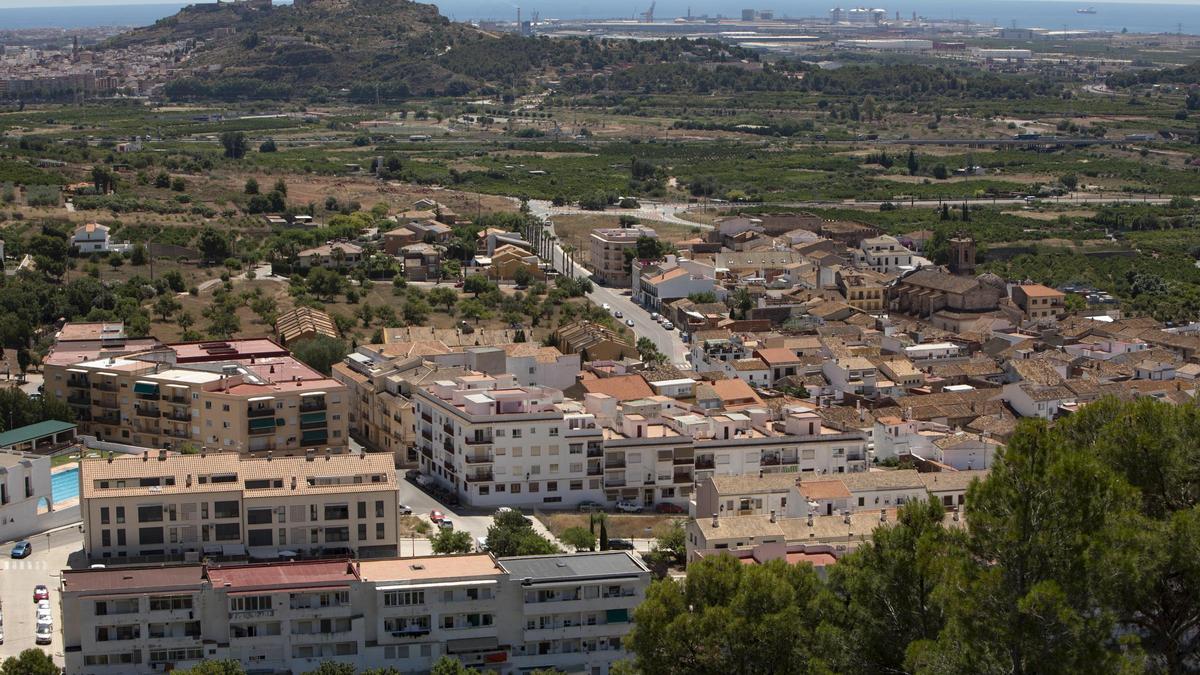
[626,397,1200,675]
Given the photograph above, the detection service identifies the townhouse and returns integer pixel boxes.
[80,450,399,561]
[61,551,649,675]
[45,338,349,456]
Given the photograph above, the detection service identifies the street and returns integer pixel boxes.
[395,474,561,552]
[0,525,80,668]
[534,215,690,369]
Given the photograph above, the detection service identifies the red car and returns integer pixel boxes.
[429,510,444,524]
[33,585,49,602]
[655,503,685,514]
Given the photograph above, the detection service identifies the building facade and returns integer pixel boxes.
[80,451,399,561]
[61,552,649,675]
[588,226,657,287]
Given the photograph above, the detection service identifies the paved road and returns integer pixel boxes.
[0,525,80,668]
[534,215,689,368]
[189,263,281,295]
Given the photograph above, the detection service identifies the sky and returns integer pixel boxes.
[2,0,1200,6]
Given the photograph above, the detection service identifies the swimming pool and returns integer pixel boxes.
[51,467,80,504]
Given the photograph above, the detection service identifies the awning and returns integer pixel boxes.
[301,391,326,397]
[249,418,276,430]
[247,396,275,402]
[98,372,117,377]
[66,368,88,374]
[300,412,326,425]
[221,544,247,556]
[446,637,500,655]
[165,383,189,390]
[606,608,630,623]
[133,381,159,395]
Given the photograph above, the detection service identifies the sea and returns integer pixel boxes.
[0,0,1198,35]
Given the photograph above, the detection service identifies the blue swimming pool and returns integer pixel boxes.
[51,467,80,504]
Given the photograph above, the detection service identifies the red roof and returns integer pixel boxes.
[205,560,359,590]
[170,338,290,363]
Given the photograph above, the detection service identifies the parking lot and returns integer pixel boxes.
[0,525,80,668]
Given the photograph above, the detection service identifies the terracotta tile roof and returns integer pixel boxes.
[63,565,205,595]
[580,374,654,401]
[1016,284,1063,298]
[918,469,990,493]
[732,358,768,372]
[799,479,852,500]
[839,469,924,491]
[205,559,360,590]
[276,307,339,343]
[707,379,764,407]
[359,554,503,582]
[754,348,803,366]
[695,514,784,540]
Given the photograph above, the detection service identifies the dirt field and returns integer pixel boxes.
[537,512,684,540]
[1002,209,1099,221]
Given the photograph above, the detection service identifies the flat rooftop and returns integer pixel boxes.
[62,565,205,595]
[359,554,503,582]
[171,339,290,363]
[498,552,648,580]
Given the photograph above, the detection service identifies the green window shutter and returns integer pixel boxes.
[249,417,276,430]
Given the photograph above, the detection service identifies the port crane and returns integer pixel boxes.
[641,1,655,23]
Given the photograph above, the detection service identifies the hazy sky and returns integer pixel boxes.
[2,0,1199,5]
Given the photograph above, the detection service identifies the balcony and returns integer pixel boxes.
[162,395,189,405]
[421,413,432,424]
[464,453,494,464]
[760,456,781,466]
[162,410,191,422]
[672,470,693,483]
[442,423,453,435]
[66,378,90,389]
[93,399,120,410]
[672,457,694,466]
[135,407,159,418]
[91,382,118,393]
[443,439,454,452]
[94,414,121,426]
[464,436,493,446]
[605,458,626,469]
[163,429,191,440]
[604,478,626,488]
[695,458,715,470]
[587,447,604,458]
[300,400,327,413]
[465,472,494,483]
[67,394,92,405]
[847,453,865,462]
[247,408,275,418]
[587,465,603,476]
[421,429,433,442]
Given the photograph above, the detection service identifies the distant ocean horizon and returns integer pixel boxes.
[1,0,1198,35]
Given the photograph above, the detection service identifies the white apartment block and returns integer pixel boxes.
[0,449,53,542]
[413,374,607,508]
[80,451,399,561]
[61,552,650,675]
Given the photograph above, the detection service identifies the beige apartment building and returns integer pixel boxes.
[80,451,399,561]
[588,226,657,286]
[60,551,650,675]
[1011,284,1066,322]
[45,337,349,455]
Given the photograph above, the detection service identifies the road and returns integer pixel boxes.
[189,262,281,295]
[396,475,560,551]
[0,525,80,668]
[534,214,689,368]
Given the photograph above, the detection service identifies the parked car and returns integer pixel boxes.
[495,507,514,515]
[655,503,686,514]
[398,504,413,515]
[602,303,611,311]
[439,519,454,530]
[650,312,660,321]
[576,500,604,513]
[429,510,444,524]
[614,310,623,318]
[35,621,51,645]
[35,600,51,623]
[10,541,30,559]
[607,538,636,551]
[33,585,49,602]
[615,500,644,513]
[415,474,434,488]
[625,319,635,327]
[663,321,675,331]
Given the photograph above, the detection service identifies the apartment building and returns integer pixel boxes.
[413,374,607,508]
[0,448,52,542]
[589,226,657,286]
[61,552,650,675]
[857,235,915,273]
[1011,284,1066,322]
[45,338,349,455]
[80,451,399,561]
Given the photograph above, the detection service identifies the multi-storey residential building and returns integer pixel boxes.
[1011,284,1066,322]
[589,225,657,286]
[835,268,888,313]
[61,552,650,675]
[413,374,606,508]
[80,450,399,561]
[857,235,915,273]
[44,338,348,455]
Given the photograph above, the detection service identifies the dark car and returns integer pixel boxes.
[10,541,31,559]
[607,539,636,551]
[654,503,685,514]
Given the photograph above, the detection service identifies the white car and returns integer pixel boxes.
[614,310,623,318]
[625,319,635,327]
[602,303,611,311]
[615,500,644,513]
[650,312,660,321]
[663,321,674,331]
[398,504,413,515]
[36,599,51,622]
[35,621,51,645]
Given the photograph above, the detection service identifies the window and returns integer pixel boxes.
[356,502,366,519]
[247,509,273,525]
[549,428,559,437]
[139,527,164,545]
[547,481,558,492]
[230,595,272,612]
[570,480,583,490]
[214,523,240,540]
[117,529,126,546]
[213,501,239,519]
[150,596,193,611]
[357,524,367,540]
[375,500,384,518]
[248,529,273,547]
[376,522,385,540]
[325,504,349,520]
[383,590,424,606]
[325,526,350,543]
[116,506,126,524]
[512,429,522,439]
[100,507,110,525]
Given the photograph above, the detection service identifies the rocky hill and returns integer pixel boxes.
[108,0,754,101]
